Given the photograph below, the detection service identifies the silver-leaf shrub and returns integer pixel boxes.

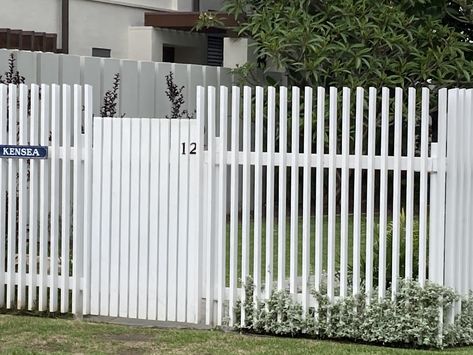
[234,277,473,349]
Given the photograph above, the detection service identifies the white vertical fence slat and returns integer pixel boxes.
[378,87,389,299]
[82,85,93,315]
[147,119,160,320]
[240,86,251,326]
[462,90,472,294]
[418,88,429,286]
[0,85,6,308]
[405,88,416,279]
[72,85,83,314]
[99,117,113,316]
[466,90,473,292]
[128,118,141,318]
[265,86,276,301]
[352,87,364,296]
[391,88,403,298]
[229,86,240,326]
[327,87,338,302]
[6,84,17,309]
[340,87,350,299]
[465,89,473,289]
[61,84,72,313]
[314,87,325,295]
[138,119,151,320]
[119,117,132,318]
[17,84,29,309]
[289,87,300,296]
[90,115,103,315]
[157,119,170,320]
[177,118,190,323]
[192,92,205,324]
[253,86,264,303]
[217,86,228,325]
[301,87,313,312]
[38,85,50,311]
[277,86,288,292]
[49,84,60,312]
[456,90,466,300]
[453,90,464,303]
[365,87,376,302]
[28,84,39,311]
[205,86,216,325]
[167,119,180,322]
[428,89,447,286]
[109,118,123,317]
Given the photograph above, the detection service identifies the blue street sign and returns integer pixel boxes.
[0,145,48,159]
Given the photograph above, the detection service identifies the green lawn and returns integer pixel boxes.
[225,213,416,286]
[0,314,471,354]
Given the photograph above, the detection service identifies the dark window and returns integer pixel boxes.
[163,46,175,62]
[92,47,111,58]
[207,36,223,67]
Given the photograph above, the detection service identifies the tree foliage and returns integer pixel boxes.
[219,0,473,89]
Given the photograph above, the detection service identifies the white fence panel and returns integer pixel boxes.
[1,81,472,337]
[0,83,92,314]
[198,84,469,330]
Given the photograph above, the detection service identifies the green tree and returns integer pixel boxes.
[211,0,473,89]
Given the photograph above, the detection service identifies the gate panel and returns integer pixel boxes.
[90,117,201,323]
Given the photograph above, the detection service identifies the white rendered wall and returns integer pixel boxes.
[129,27,207,64]
[0,0,196,58]
[223,38,251,69]
[70,0,146,58]
[0,0,62,44]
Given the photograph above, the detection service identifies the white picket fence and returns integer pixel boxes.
[199,85,472,326]
[0,83,471,329]
[0,83,91,312]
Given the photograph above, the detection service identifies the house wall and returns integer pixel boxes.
[0,0,196,58]
[129,27,207,64]
[0,0,62,43]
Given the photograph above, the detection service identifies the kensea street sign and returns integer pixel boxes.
[0,145,48,159]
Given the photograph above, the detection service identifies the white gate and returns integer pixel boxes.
[89,116,202,323]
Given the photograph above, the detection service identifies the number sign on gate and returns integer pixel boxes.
[181,142,197,155]
[0,145,48,159]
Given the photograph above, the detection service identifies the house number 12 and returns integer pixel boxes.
[181,142,197,155]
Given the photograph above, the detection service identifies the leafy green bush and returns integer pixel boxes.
[235,277,473,349]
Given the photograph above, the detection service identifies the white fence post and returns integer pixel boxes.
[428,88,447,287]
[0,85,7,308]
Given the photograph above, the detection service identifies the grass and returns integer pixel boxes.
[0,314,472,354]
[224,213,416,286]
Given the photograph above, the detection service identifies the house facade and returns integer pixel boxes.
[0,0,250,67]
